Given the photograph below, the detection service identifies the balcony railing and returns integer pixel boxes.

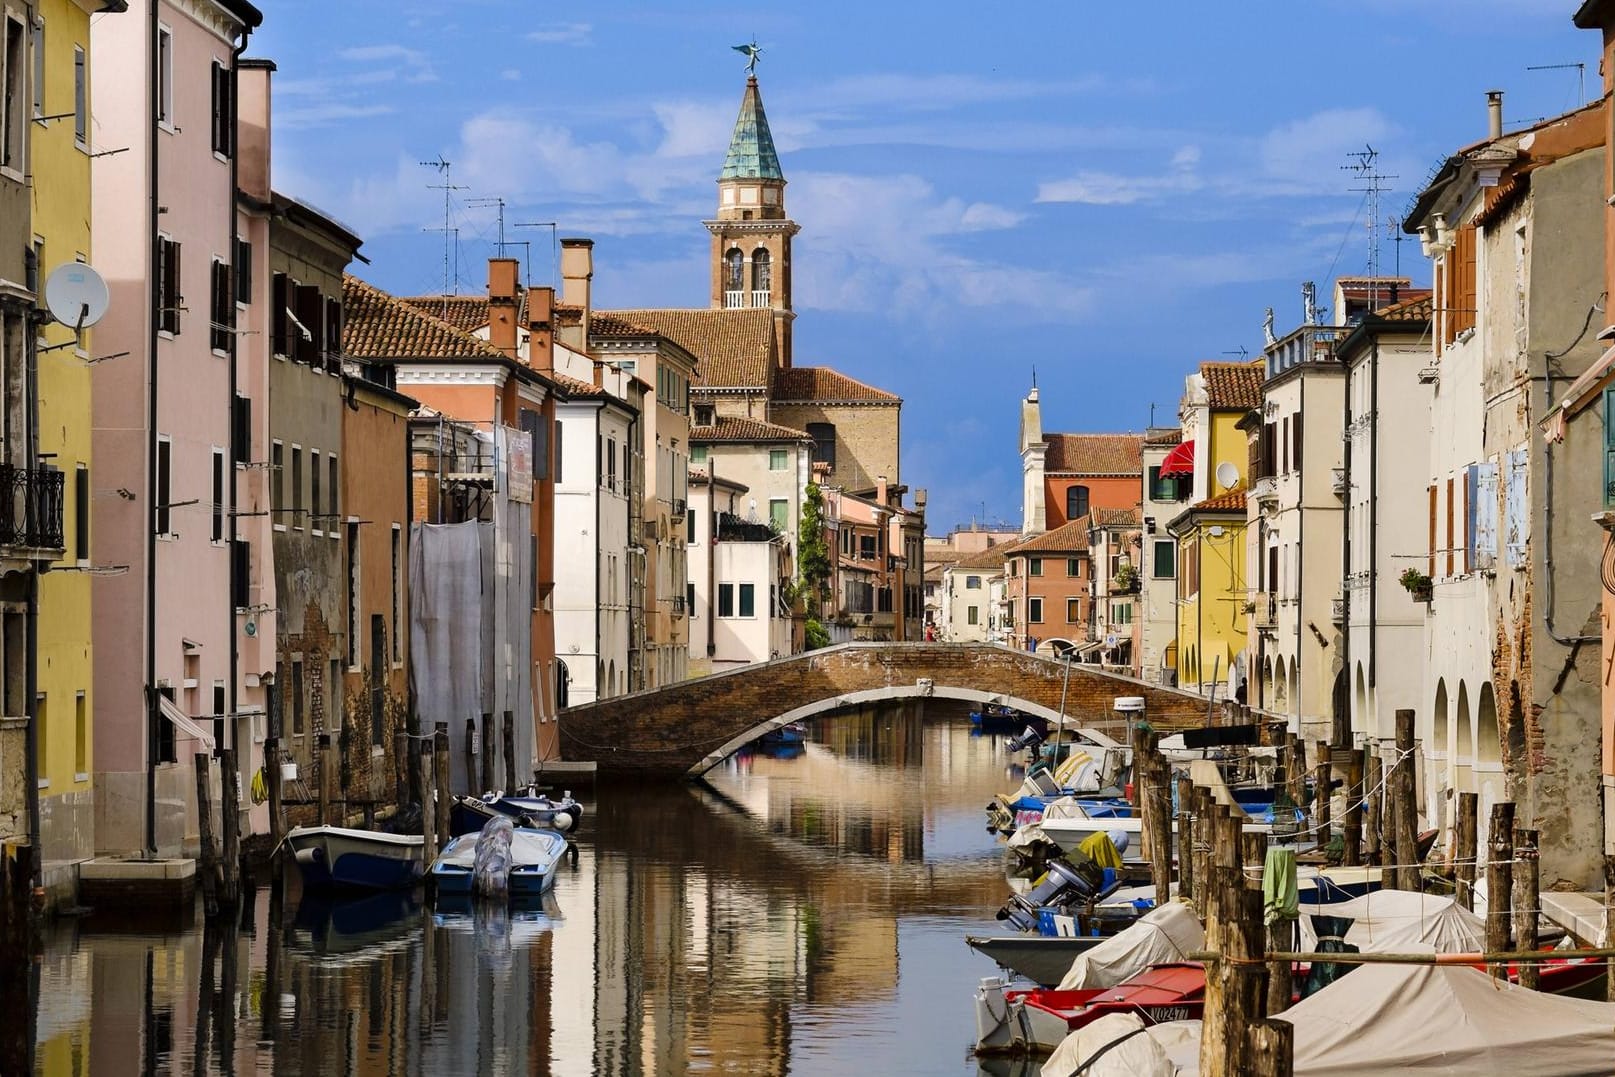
[670,498,687,521]
[670,594,686,616]
[0,466,65,552]
[1330,595,1345,623]
[1252,592,1277,630]
[750,289,770,307]
[723,290,745,309]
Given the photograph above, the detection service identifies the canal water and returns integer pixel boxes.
[31,702,1047,1076]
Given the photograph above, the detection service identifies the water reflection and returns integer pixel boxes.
[33,701,1040,1076]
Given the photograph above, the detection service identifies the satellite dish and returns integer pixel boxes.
[44,263,110,329]
[1215,461,1239,490]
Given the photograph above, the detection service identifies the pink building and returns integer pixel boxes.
[90,0,263,856]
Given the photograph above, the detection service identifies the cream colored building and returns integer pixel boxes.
[939,545,1012,643]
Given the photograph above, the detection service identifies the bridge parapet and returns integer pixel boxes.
[558,642,1226,778]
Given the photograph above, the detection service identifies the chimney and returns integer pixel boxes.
[487,258,520,359]
[876,474,889,507]
[526,285,555,375]
[1487,90,1503,140]
[559,237,593,351]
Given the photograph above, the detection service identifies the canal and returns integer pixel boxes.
[31,702,1042,1076]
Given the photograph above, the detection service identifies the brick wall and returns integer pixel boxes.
[769,402,898,493]
[558,642,1213,776]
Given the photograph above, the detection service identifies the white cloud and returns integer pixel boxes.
[336,43,437,83]
[500,69,521,82]
[1258,108,1397,194]
[1036,146,1203,205]
[279,103,396,131]
[527,23,592,46]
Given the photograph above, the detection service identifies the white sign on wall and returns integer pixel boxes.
[504,424,533,503]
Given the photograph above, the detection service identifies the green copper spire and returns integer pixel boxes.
[720,76,784,182]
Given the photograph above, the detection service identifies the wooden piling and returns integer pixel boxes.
[481,712,496,793]
[1248,1018,1294,1077]
[1286,734,1306,811]
[1342,752,1363,867]
[1192,788,1213,920]
[419,734,437,865]
[463,718,477,795]
[1485,801,1515,980]
[1241,830,1267,890]
[220,748,241,908]
[1512,827,1539,990]
[194,753,219,917]
[1393,710,1419,890]
[1604,855,1615,1003]
[394,729,409,809]
[1202,808,1267,1077]
[265,736,284,847]
[1454,792,1478,911]
[434,722,452,851]
[1267,913,1296,1017]
[1176,774,1195,906]
[502,711,517,792]
[317,733,333,825]
[1314,743,1332,845]
[1363,747,1382,866]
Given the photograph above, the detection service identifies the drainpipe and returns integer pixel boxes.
[1340,336,1354,744]
[144,0,161,856]
[23,241,40,888]
[1368,338,1379,691]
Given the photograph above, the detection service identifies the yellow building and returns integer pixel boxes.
[1164,361,1261,696]
[32,0,105,900]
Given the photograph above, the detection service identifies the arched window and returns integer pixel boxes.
[807,422,836,469]
[1066,485,1090,521]
[751,248,771,296]
[725,248,744,291]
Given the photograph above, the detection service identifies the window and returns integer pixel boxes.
[1065,485,1089,521]
[270,273,288,355]
[1028,558,1043,577]
[29,17,40,118]
[210,59,231,157]
[211,449,225,543]
[686,509,695,544]
[752,248,771,295]
[156,686,177,764]
[738,583,756,617]
[310,450,322,532]
[234,240,251,303]
[290,446,303,528]
[1153,539,1175,579]
[290,661,305,734]
[73,46,87,146]
[157,237,181,335]
[328,455,338,521]
[769,448,788,471]
[1028,597,1044,623]
[74,465,89,562]
[346,522,360,668]
[769,498,788,532]
[606,436,617,489]
[718,583,734,617]
[231,394,251,465]
[807,422,836,470]
[1067,597,1081,623]
[74,692,86,778]
[967,605,979,625]
[1113,603,1133,625]
[270,441,284,526]
[212,682,226,753]
[691,445,707,465]
[724,248,743,292]
[370,617,385,747]
[391,525,401,663]
[155,437,172,535]
[2,15,25,170]
[859,534,877,559]
[293,283,323,365]
[1067,557,1081,577]
[686,582,696,618]
[965,575,981,589]
[210,260,232,353]
[157,26,172,125]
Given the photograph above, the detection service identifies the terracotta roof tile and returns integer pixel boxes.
[1202,360,1264,411]
[949,543,1017,570]
[1189,489,1248,513]
[1009,519,1089,553]
[1374,294,1434,323]
[1043,433,1143,475]
[344,276,508,361]
[1092,507,1140,528]
[1144,429,1184,446]
[691,417,811,443]
[398,294,497,335]
[604,308,776,388]
[550,372,610,399]
[772,366,900,404]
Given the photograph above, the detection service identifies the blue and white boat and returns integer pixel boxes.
[431,825,570,898]
[284,825,426,892]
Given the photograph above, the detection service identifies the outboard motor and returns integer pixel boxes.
[1005,725,1045,754]
[994,854,1108,931]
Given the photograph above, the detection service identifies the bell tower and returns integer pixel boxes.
[706,73,799,365]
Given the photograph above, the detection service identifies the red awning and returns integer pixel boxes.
[1159,438,1195,477]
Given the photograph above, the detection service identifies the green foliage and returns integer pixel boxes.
[1398,567,1432,593]
[804,616,831,651]
[797,482,832,604]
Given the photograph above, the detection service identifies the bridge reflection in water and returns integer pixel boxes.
[30,701,1027,1077]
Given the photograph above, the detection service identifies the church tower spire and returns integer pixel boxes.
[707,72,799,364]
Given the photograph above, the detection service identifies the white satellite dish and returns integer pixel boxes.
[1215,461,1239,490]
[44,262,110,329]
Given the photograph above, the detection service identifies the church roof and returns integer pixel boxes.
[605,307,776,388]
[772,366,900,404]
[720,75,784,182]
[1043,433,1144,476]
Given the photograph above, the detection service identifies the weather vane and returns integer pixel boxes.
[732,39,762,75]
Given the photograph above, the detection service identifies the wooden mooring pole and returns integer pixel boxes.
[463,718,477,795]
[1176,774,1195,907]
[194,753,219,917]
[1363,746,1382,865]
[1393,710,1419,890]
[1342,751,1363,866]
[1248,1018,1294,1077]
[220,748,241,908]
[434,722,452,851]
[1512,827,1539,990]
[1314,743,1332,845]
[1485,801,1515,980]
[317,732,333,826]
[481,712,495,794]
[1201,803,1268,1077]
[1454,792,1478,911]
[1605,855,1615,1003]
[502,711,517,792]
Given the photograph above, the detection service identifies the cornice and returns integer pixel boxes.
[703,219,801,237]
[396,364,507,387]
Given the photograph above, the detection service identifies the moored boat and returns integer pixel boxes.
[285,825,426,892]
[431,825,570,898]
[449,789,585,837]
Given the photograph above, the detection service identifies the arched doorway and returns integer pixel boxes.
[1454,681,1472,796]
[1353,663,1368,740]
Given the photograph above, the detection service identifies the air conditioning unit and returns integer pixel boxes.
[643,518,661,540]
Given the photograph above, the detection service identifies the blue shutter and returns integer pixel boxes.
[1465,465,1478,571]
[1474,460,1498,565]
[1504,448,1529,568]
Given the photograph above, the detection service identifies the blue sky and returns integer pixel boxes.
[256,1,1592,533]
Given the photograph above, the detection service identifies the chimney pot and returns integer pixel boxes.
[1487,90,1503,140]
[487,258,521,359]
[558,238,593,350]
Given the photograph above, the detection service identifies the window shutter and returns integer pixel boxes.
[232,394,251,465]
[1293,411,1303,471]
[270,273,289,356]
[235,239,252,303]
[1504,448,1529,567]
[1464,465,1476,573]
[1475,459,1498,563]
[1428,484,1436,578]
[1445,476,1454,577]
[232,539,249,608]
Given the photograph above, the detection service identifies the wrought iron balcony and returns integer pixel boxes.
[0,465,65,553]
[1252,592,1277,631]
[670,498,687,521]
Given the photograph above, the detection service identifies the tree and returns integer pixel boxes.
[797,482,832,607]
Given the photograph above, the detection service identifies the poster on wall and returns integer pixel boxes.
[503,424,533,503]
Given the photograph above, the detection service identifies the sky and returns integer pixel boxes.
[254,0,1595,534]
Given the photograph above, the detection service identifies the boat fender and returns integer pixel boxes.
[294,846,323,866]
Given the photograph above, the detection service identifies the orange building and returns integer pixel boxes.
[1017,386,1143,534]
[1002,519,1093,652]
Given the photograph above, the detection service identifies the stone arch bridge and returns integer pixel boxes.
[557,642,1219,778]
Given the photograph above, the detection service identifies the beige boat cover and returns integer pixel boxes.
[1151,961,1615,1075]
[1042,1014,1176,1077]
[1297,891,1485,955]
[1056,901,1204,991]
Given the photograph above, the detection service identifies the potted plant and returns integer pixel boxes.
[1399,567,1433,603]
[1114,564,1139,592]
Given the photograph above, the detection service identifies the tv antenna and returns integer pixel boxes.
[467,196,508,252]
[1343,145,1397,315]
[515,221,559,287]
[1526,62,1585,106]
[1221,346,1249,361]
[420,155,468,303]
